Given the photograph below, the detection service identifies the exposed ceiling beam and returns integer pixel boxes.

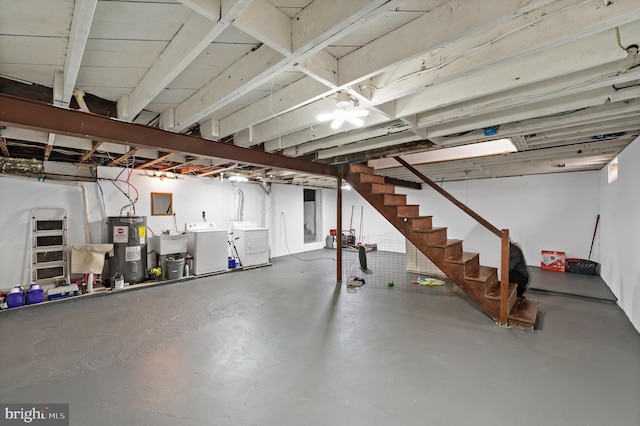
[43,133,56,161]
[56,0,98,107]
[0,95,337,176]
[221,76,329,139]
[137,153,177,170]
[248,23,635,148]
[281,121,412,157]
[296,50,339,89]
[321,140,435,166]
[159,159,199,172]
[362,0,640,105]
[176,0,223,21]
[415,62,640,131]
[233,0,291,56]
[236,0,629,146]
[198,164,238,177]
[0,137,10,157]
[119,3,244,121]
[172,0,401,132]
[395,29,632,118]
[316,133,422,160]
[338,0,557,87]
[429,99,639,146]
[78,140,103,163]
[426,87,619,139]
[106,147,142,166]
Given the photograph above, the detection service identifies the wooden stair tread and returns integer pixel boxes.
[485,282,516,300]
[446,251,478,264]
[427,238,461,248]
[509,298,539,323]
[414,226,447,234]
[465,265,497,282]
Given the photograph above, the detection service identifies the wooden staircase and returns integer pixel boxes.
[344,163,538,330]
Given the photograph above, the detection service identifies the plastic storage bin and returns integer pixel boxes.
[566,258,599,275]
[47,284,79,300]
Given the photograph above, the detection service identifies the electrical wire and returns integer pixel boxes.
[280,212,336,262]
[614,27,638,75]
[98,177,139,215]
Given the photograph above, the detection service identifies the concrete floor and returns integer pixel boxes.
[1,249,638,425]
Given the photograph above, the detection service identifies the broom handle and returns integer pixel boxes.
[349,205,354,231]
[588,214,600,260]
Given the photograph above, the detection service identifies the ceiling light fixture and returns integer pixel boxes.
[316,92,369,129]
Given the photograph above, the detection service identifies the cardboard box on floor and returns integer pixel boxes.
[541,250,566,272]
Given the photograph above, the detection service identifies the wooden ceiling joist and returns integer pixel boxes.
[159,159,197,172]
[137,152,176,170]
[106,146,143,167]
[78,140,103,164]
[197,164,238,178]
[1,137,10,157]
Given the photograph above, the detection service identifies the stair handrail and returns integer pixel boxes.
[393,156,510,325]
[393,157,500,237]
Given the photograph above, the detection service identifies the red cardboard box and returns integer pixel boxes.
[541,250,565,272]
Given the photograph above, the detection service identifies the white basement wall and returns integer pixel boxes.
[345,170,601,270]
[0,168,338,287]
[97,167,267,236]
[0,176,103,285]
[599,136,640,332]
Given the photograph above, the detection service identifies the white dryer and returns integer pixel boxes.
[186,223,228,275]
[230,221,269,267]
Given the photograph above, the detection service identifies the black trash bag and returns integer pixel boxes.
[509,242,529,297]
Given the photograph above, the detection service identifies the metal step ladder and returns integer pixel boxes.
[31,208,68,285]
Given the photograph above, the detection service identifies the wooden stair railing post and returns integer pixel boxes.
[500,229,510,326]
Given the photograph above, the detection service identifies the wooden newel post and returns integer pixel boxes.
[500,229,510,326]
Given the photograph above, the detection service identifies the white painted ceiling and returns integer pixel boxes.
[1,0,639,187]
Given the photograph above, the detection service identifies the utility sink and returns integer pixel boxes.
[153,233,188,255]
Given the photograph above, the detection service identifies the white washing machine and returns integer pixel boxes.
[186,223,228,275]
[231,221,269,267]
